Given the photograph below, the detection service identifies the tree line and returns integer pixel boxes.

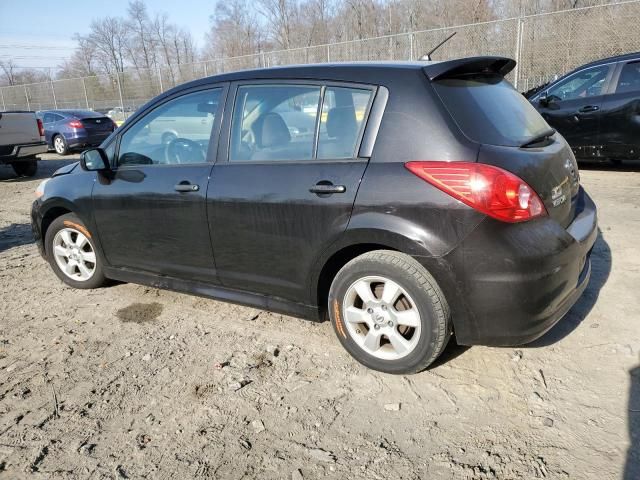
[0,0,618,86]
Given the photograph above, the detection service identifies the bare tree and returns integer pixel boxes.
[0,59,19,85]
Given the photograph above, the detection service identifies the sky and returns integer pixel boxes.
[0,0,213,70]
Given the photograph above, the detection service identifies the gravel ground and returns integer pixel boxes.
[0,154,638,479]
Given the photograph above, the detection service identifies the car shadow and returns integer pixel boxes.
[525,228,611,347]
[0,156,77,182]
[0,223,34,253]
[626,359,640,479]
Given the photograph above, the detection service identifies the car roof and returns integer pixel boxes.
[582,51,640,68]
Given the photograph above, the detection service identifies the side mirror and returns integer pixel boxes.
[539,91,550,106]
[80,148,110,171]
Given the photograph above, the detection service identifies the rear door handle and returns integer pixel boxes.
[309,183,346,194]
[174,182,199,192]
[578,105,599,113]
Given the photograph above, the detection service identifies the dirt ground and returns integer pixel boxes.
[0,154,638,480]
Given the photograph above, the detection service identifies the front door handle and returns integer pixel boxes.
[174,182,199,192]
[309,183,346,194]
[578,105,599,113]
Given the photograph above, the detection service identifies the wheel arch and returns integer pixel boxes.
[39,199,80,246]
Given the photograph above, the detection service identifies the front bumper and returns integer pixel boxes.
[434,186,598,346]
[0,141,47,164]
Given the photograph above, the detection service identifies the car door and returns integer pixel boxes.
[92,85,227,283]
[208,81,376,303]
[597,59,640,160]
[534,63,614,152]
[42,112,59,145]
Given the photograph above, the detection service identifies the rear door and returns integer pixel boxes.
[598,59,640,159]
[533,63,614,152]
[92,86,226,282]
[208,81,375,302]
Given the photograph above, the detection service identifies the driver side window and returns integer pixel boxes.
[118,88,221,166]
[547,65,610,101]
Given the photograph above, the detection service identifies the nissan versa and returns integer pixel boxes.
[31,57,598,374]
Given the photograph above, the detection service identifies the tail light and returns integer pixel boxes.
[68,120,84,129]
[36,118,44,137]
[405,161,546,223]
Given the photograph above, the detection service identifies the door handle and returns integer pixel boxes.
[309,183,346,194]
[578,105,599,113]
[174,182,199,192]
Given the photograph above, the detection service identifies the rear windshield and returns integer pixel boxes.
[432,74,551,147]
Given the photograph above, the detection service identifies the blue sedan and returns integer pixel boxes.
[37,110,117,155]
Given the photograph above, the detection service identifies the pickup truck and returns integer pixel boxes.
[0,111,47,177]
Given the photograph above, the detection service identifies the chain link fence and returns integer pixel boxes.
[1,1,639,118]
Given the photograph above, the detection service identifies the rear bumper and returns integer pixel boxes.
[65,131,111,149]
[0,142,47,163]
[426,186,598,346]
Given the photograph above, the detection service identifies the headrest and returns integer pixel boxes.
[252,112,291,148]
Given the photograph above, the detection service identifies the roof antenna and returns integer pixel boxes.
[420,32,457,61]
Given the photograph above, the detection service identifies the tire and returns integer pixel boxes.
[328,250,451,374]
[11,158,38,177]
[53,135,69,155]
[45,213,106,289]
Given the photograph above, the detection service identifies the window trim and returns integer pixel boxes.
[220,79,377,165]
[612,59,640,95]
[535,62,616,102]
[109,83,228,170]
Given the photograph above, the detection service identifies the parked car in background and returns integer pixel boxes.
[0,110,46,176]
[528,52,640,163]
[36,110,117,156]
[106,106,135,124]
[32,58,597,374]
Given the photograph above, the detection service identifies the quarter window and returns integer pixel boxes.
[117,89,221,166]
[317,87,372,159]
[547,65,610,101]
[616,61,640,94]
[230,85,321,162]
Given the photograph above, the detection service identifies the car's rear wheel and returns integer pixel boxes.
[328,250,451,374]
[45,213,106,289]
[53,135,68,155]
[11,158,38,177]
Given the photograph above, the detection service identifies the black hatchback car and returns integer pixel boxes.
[528,52,640,162]
[32,57,597,374]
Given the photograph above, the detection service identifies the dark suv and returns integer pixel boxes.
[528,52,640,163]
[31,57,597,374]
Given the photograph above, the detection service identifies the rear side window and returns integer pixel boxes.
[433,75,551,147]
[230,85,321,162]
[317,87,371,159]
[616,61,640,94]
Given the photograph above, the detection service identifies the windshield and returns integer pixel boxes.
[433,74,552,147]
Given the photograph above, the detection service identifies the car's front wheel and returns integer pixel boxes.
[328,250,451,374]
[53,135,69,155]
[45,213,106,289]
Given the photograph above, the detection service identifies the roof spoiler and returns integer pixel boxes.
[423,56,516,81]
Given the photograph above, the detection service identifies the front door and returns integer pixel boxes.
[92,86,225,283]
[208,82,375,303]
[535,63,613,151]
[598,60,640,160]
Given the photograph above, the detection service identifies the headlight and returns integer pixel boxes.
[35,178,50,198]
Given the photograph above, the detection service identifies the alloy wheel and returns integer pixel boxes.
[54,137,65,154]
[342,275,421,360]
[52,227,97,281]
